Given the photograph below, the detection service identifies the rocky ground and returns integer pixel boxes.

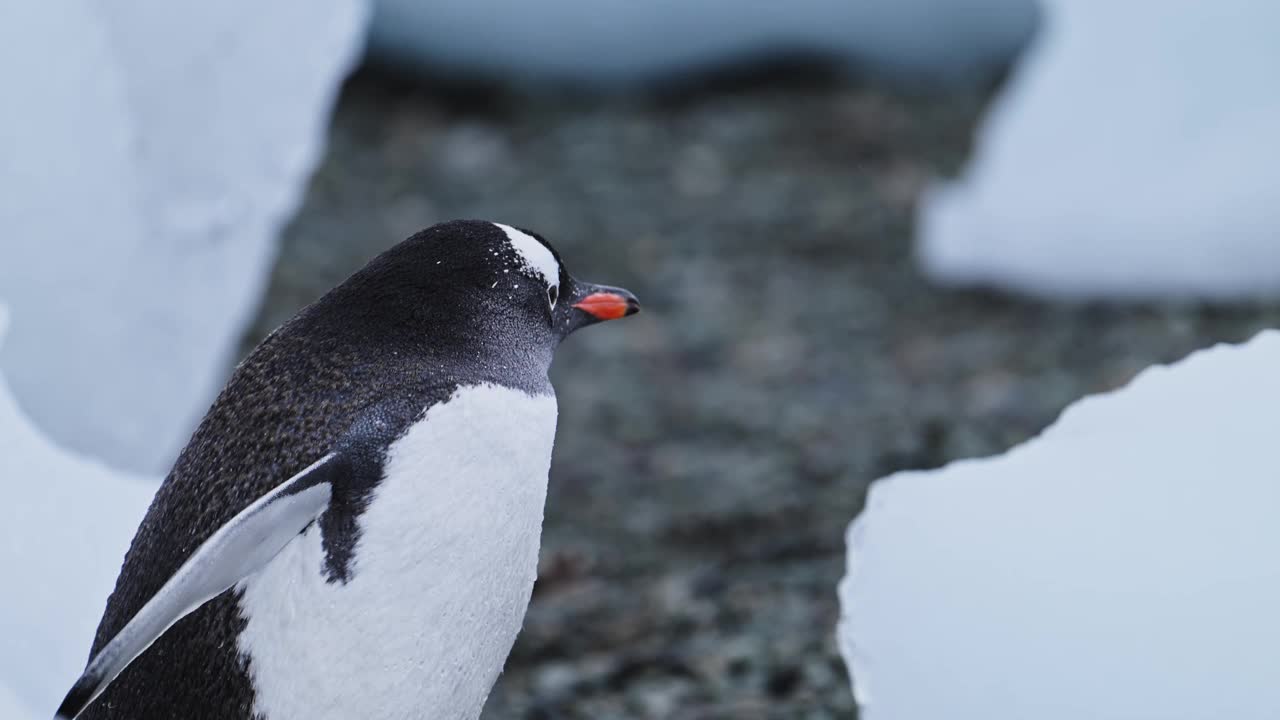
[244,67,1280,719]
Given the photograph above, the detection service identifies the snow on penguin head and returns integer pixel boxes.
[327,220,638,370]
[492,222,562,292]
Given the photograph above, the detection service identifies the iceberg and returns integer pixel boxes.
[0,0,368,472]
[839,331,1280,718]
[369,0,1036,85]
[0,303,157,717]
[917,0,1280,299]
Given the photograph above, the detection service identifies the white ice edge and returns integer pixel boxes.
[915,0,1280,300]
[0,0,370,473]
[840,330,1280,719]
[368,0,1036,84]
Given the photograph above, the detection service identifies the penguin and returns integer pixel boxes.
[54,220,639,720]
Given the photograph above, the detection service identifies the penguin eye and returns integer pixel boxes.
[547,285,559,309]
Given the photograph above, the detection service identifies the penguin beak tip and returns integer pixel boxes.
[572,291,640,321]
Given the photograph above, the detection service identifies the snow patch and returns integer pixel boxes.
[0,301,158,717]
[839,331,1280,718]
[0,682,36,720]
[0,0,369,472]
[368,0,1036,85]
[917,0,1280,299]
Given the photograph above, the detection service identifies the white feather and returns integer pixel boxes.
[59,455,335,719]
[493,223,560,290]
[236,383,558,720]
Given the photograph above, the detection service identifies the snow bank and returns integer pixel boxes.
[917,0,1280,299]
[0,303,158,717]
[838,331,1280,718]
[0,0,368,473]
[0,682,36,720]
[369,0,1036,85]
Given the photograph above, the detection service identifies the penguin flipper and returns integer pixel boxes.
[54,453,341,720]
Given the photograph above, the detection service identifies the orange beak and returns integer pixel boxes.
[572,291,639,321]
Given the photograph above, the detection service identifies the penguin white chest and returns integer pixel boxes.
[236,384,558,720]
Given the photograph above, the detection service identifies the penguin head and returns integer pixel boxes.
[324,220,638,372]
[480,220,639,342]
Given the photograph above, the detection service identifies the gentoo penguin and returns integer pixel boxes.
[54,220,639,720]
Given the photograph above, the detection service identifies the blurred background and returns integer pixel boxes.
[4,1,1279,718]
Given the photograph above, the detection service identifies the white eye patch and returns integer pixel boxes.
[492,223,560,292]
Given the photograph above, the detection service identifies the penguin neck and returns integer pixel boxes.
[403,328,555,397]
[306,294,559,397]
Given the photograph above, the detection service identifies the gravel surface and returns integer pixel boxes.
[244,68,1280,719]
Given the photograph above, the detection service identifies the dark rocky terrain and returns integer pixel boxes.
[244,67,1280,719]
